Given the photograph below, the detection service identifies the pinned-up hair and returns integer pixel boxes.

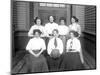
[71,16,79,23]
[59,17,66,23]
[34,17,43,25]
[69,30,79,37]
[52,29,59,34]
[48,15,56,22]
[33,29,42,35]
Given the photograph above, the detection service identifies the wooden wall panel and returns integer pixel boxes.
[84,6,96,35]
[13,1,30,31]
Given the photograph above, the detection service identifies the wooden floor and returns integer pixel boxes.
[11,37,96,74]
[11,49,96,74]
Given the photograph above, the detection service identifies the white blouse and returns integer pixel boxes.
[45,22,59,36]
[69,23,81,35]
[26,37,46,51]
[58,25,69,35]
[47,37,63,55]
[66,38,81,52]
[28,25,45,37]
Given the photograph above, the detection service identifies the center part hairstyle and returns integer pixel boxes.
[59,17,66,24]
[34,17,43,25]
[48,15,56,22]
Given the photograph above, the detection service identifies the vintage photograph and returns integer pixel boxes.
[11,0,96,74]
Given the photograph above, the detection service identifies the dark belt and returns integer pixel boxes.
[59,35,66,36]
[68,49,78,52]
[32,50,41,54]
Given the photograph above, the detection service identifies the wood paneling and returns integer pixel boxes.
[84,6,96,34]
[38,9,67,25]
[13,1,30,31]
[29,2,34,26]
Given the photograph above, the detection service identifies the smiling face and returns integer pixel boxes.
[52,29,59,37]
[53,31,57,36]
[70,32,75,39]
[71,18,76,23]
[49,16,54,23]
[34,31,40,38]
[60,20,65,25]
[36,19,41,25]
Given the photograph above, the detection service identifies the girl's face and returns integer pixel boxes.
[49,16,54,23]
[60,20,65,25]
[35,32,40,38]
[53,30,58,37]
[36,19,41,25]
[71,18,76,23]
[70,32,75,38]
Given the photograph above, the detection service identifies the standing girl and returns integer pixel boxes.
[69,16,81,37]
[28,17,46,37]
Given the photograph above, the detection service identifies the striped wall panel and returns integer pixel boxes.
[83,6,96,58]
[76,6,85,32]
[84,6,96,34]
[13,1,30,31]
[29,2,34,26]
[12,1,17,31]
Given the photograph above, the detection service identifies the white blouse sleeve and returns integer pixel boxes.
[68,25,71,31]
[44,24,49,37]
[28,26,34,37]
[58,39,63,54]
[41,39,46,50]
[67,39,70,49]
[75,39,81,52]
[26,39,32,51]
[47,39,52,55]
[77,24,81,35]
[41,26,47,37]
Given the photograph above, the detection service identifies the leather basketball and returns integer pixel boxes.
[51,49,60,58]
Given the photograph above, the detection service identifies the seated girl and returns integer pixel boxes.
[61,31,84,71]
[26,29,48,73]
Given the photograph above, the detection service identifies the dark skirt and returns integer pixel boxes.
[46,54,64,72]
[60,52,84,71]
[25,53,48,73]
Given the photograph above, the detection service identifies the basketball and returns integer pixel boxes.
[51,49,60,58]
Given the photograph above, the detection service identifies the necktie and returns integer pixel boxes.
[70,39,73,49]
[54,38,57,48]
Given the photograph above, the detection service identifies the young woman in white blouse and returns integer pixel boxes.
[61,31,84,71]
[44,16,59,52]
[69,16,81,37]
[26,29,48,73]
[28,17,45,37]
[45,15,59,38]
[58,17,69,53]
